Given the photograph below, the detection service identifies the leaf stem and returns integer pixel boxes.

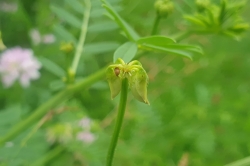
[151,15,161,35]
[71,0,91,78]
[106,78,128,166]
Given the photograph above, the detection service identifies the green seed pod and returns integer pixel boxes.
[128,67,150,105]
[106,66,122,99]
[154,0,174,18]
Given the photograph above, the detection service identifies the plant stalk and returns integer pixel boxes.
[71,0,91,79]
[151,15,161,35]
[106,78,128,166]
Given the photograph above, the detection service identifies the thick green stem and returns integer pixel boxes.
[71,0,91,79]
[0,67,106,146]
[106,78,128,166]
[151,15,161,35]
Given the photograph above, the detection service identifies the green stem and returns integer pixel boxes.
[151,15,161,35]
[0,67,106,146]
[71,0,91,78]
[174,30,193,42]
[106,78,128,166]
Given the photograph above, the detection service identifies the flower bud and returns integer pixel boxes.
[60,42,74,54]
[154,0,174,18]
[195,0,210,12]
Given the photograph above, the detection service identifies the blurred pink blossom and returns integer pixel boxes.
[77,131,95,144]
[78,117,91,129]
[0,2,18,13]
[0,47,41,88]
[29,29,56,45]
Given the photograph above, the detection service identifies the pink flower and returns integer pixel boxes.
[78,117,91,129]
[0,47,41,88]
[29,29,56,45]
[77,131,95,144]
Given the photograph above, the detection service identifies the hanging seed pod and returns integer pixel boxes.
[106,66,122,99]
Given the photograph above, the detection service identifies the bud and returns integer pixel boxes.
[195,0,210,12]
[60,42,74,54]
[154,0,174,18]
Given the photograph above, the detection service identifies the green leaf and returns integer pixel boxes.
[184,15,207,27]
[39,57,66,77]
[88,21,118,33]
[140,43,203,60]
[101,0,140,41]
[53,24,77,43]
[65,0,84,14]
[85,42,120,54]
[113,42,138,63]
[137,36,176,47]
[50,5,82,28]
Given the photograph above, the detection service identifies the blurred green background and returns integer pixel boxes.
[0,0,250,165]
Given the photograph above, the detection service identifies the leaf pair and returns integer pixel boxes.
[106,58,149,105]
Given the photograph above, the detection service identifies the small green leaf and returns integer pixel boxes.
[140,43,203,60]
[88,21,118,33]
[184,15,207,27]
[106,66,121,99]
[53,24,77,43]
[65,0,84,14]
[113,42,138,63]
[101,0,140,41]
[85,42,120,54]
[39,57,66,78]
[50,5,82,28]
[137,36,176,47]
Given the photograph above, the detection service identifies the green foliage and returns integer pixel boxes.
[0,0,250,165]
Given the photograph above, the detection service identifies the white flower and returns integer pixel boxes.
[0,47,41,88]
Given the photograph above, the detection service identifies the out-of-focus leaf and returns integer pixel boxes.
[88,21,118,33]
[65,0,84,14]
[140,43,203,60]
[137,36,176,47]
[50,5,82,28]
[184,15,207,27]
[53,24,77,43]
[39,57,66,78]
[0,106,21,126]
[85,42,120,54]
[101,0,140,41]
[113,42,137,63]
